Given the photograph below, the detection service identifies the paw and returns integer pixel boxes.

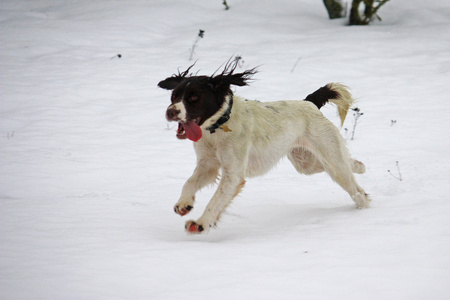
[174,204,193,216]
[174,196,195,216]
[352,159,366,174]
[185,220,204,234]
[354,193,371,209]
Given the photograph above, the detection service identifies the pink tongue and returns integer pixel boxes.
[183,121,202,142]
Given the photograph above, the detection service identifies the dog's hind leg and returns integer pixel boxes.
[307,122,371,208]
[288,147,325,175]
[289,147,365,175]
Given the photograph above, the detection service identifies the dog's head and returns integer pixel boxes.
[158,61,256,142]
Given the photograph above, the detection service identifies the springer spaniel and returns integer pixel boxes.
[158,62,371,234]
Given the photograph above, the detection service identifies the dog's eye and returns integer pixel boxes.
[188,95,199,102]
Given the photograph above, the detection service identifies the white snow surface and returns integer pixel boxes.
[1,0,450,299]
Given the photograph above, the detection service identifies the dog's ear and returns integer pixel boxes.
[157,77,184,90]
[157,63,196,90]
[210,61,257,90]
[225,68,257,86]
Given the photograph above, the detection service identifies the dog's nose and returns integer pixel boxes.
[166,107,181,121]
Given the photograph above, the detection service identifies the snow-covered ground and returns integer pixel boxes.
[1,0,449,299]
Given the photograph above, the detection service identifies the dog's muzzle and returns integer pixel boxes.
[166,106,181,122]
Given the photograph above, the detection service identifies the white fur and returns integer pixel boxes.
[176,83,371,233]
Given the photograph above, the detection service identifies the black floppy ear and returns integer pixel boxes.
[211,58,257,89]
[210,67,257,89]
[226,68,257,86]
[157,77,184,90]
[157,63,196,90]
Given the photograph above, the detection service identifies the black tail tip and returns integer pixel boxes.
[305,85,339,109]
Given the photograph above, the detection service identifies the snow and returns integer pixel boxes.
[1,0,450,299]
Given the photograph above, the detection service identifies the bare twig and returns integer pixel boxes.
[223,0,230,10]
[350,107,363,140]
[290,57,302,73]
[388,161,402,181]
[349,0,390,25]
[234,55,245,68]
[189,30,205,61]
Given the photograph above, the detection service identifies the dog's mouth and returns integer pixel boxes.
[176,117,202,142]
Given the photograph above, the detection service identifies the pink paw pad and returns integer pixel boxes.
[185,221,204,233]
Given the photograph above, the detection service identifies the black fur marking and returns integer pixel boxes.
[265,105,279,113]
[305,85,339,109]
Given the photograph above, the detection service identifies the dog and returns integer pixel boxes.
[158,62,371,234]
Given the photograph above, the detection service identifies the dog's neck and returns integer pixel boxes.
[205,94,233,134]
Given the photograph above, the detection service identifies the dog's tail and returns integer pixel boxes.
[305,83,355,127]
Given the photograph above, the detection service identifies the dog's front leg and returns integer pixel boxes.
[174,157,220,216]
[185,170,246,233]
